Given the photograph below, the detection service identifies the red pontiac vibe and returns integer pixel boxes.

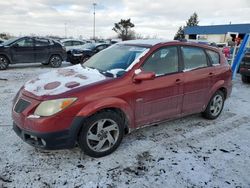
[12,40,232,157]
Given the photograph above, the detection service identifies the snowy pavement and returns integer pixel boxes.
[0,63,250,188]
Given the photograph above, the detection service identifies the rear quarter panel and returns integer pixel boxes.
[206,53,232,108]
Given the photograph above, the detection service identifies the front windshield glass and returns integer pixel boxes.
[82,43,95,49]
[2,38,18,46]
[84,44,148,73]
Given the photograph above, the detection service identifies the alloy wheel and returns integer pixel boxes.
[86,119,119,153]
[0,56,9,70]
[50,55,62,68]
[210,94,223,116]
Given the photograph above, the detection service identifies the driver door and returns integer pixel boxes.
[11,37,35,63]
[134,46,184,127]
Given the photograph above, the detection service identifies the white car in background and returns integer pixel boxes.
[0,38,5,44]
[60,39,91,52]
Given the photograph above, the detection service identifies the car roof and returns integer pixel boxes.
[119,39,219,51]
[120,39,171,47]
[61,39,86,42]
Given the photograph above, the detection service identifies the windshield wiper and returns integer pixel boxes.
[100,71,114,77]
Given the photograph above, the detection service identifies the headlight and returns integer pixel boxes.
[34,98,77,117]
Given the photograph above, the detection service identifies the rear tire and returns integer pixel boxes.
[78,111,124,158]
[49,55,62,68]
[0,55,9,70]
[202,90,225,120]
[242,75,250,83]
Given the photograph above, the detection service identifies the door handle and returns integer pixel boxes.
[209,72,214,77]
[175,79,182,84]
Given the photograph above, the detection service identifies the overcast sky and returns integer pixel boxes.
[0,0,250,39]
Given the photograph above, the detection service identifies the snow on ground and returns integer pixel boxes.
[0,63,250,188]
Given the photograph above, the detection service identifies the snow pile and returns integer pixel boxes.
[24,65,106,96]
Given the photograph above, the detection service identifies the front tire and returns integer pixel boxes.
[0,55,9,70]
[202,90,225,120]
[81,55,90,64]
[49,55,62,68]
[79,111,124,158]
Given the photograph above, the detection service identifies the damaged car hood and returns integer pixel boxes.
[24,64,106,97]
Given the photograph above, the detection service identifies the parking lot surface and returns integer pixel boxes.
[0,63,250,188]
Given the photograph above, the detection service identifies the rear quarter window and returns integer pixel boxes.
[35,38,50,47]
[206,50,220,65]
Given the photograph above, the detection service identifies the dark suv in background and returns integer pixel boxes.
[240,49,250,83]
[0,37,67,70]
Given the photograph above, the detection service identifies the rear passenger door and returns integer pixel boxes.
[181,46,214,115]
[34,38,50,63]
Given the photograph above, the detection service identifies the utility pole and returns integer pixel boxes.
[64,22,67,38]
[93,3,97,40]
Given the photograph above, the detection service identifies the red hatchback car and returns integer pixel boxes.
[12,40,232,157]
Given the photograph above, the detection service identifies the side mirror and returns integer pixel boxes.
[133,71,155,83]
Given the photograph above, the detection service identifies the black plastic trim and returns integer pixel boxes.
[13,116,86,150]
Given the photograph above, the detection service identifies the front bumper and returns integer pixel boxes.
[66,53,82,63]
[13,117,85,150]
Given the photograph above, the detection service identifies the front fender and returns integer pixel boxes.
[76,97,134,128]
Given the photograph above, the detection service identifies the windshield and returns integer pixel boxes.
[82,43,95,49]
[84,44,148,74]
[2,37,18,46]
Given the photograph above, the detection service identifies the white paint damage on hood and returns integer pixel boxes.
[24,64,106,96]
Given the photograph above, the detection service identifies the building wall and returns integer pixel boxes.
[185,34,228,43]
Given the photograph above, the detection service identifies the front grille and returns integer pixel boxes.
[14,99,30,113]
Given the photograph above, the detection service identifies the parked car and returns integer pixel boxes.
[239,49,250,83]
[12,40,232,157]
[0,37,66,70]
[67,43,110,64]
[60,39,89,52]
[0,38,5,44]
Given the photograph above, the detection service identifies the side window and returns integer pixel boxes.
[79,41,85,45]
[63,41,72,46]
[206,50,220,65]
[181,47,208,70]
[15,38,33,47]
[35,38,50,47]
[142,47,179,76]
[73,41,81,46]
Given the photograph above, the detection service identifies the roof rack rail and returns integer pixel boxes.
[179,39,188,42]
[179,39,218,48]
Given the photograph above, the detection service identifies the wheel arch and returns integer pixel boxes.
[76,97,134,134]
[0,53,12,64]
[204,80,227,110]
[218,87,227,99]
